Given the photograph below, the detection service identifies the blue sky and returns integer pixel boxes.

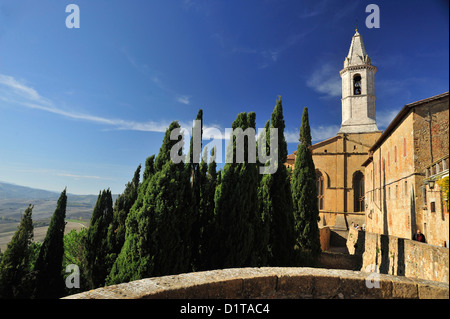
[0,0,448,195]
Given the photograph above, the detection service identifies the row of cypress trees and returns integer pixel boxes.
[0,190,68,298]
[0,97,321,298]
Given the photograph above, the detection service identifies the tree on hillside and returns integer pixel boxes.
[34,189,68,298]
[0,204,35,298]
[259,97,296,266]
[86,189,114,288]
[209,112,261,269]
[291,107,321,259]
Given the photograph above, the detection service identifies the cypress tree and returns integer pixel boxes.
[107,121,192,284]
[291,107,321,260]
[210,112,260,269]
[106,164,141,275]
[197,146,218,270]
[259,97,296,266]
[0,204,34,298]
[86,189,114,288]
[34,189,67,298]
[186,110,203,271]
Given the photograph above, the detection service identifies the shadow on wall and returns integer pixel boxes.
[347,227,448,283]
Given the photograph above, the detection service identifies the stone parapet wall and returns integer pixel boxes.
[64,267,448,299]
[347,228,449,283]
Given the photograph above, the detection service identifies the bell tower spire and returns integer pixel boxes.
[338,30,379,133]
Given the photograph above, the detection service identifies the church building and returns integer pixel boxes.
[286,30,449,247]
[286,29,382,229]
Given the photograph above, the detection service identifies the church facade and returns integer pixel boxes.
[286,29,382,228]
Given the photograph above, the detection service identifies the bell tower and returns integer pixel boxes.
[338,29,379,133]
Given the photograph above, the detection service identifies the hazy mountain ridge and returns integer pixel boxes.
[0,181,116,222]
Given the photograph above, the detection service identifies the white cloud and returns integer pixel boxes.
[0,74,173,133]
[285,124,339,144]
[376,109,400,129]
[306,63,341,98]
[176,95,190,105]
[311,125,340,142]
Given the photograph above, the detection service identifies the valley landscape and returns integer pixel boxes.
[0,181,104,251]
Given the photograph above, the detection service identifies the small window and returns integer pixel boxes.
[431,201,436,213]
[316,171,325,210]
[353,75,362,95]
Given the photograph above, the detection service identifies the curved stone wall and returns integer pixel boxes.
[64,267,448,299]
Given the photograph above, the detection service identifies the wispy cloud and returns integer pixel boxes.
[311,125,340,142]
[120,47,191,105]
[306,63,341,98]
[0,74,222,138]
[376,109,401,129]
[11,167,111,181]
[0,73,172,133]
[213,30,313,69]
[285,124,339,144]
[176,95,191,105]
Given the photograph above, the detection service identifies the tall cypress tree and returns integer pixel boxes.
[259,97,296,266]
[86,189,114,288]
[186,110,203,271]
[106,164,141,275]
[107,121,192,284]
[198,147,218,270]
[210,112,260,269]
[34,189,67,298]
[0,204,34,298]
[291,107,321,259]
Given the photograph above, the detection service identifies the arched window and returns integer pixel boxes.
[316,171,324,211]
[353,171,365,212]
[353,74,362,95]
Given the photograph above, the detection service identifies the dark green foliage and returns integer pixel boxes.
[259,97,296,266]
[107,121,193,284]
[186,110,203,270]
[34,189,67,298]
[197,147,218,270]
[63,228,89,295]
[209,112,261,269]
[299,106,312,147]
[291,107,321,258]
[0,205,35,298]
[105,164,141,276]
[86,189,114,288]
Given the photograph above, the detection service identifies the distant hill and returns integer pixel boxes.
[0,181,114,251]
[0,181,61,200]
[0,181,117,222]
